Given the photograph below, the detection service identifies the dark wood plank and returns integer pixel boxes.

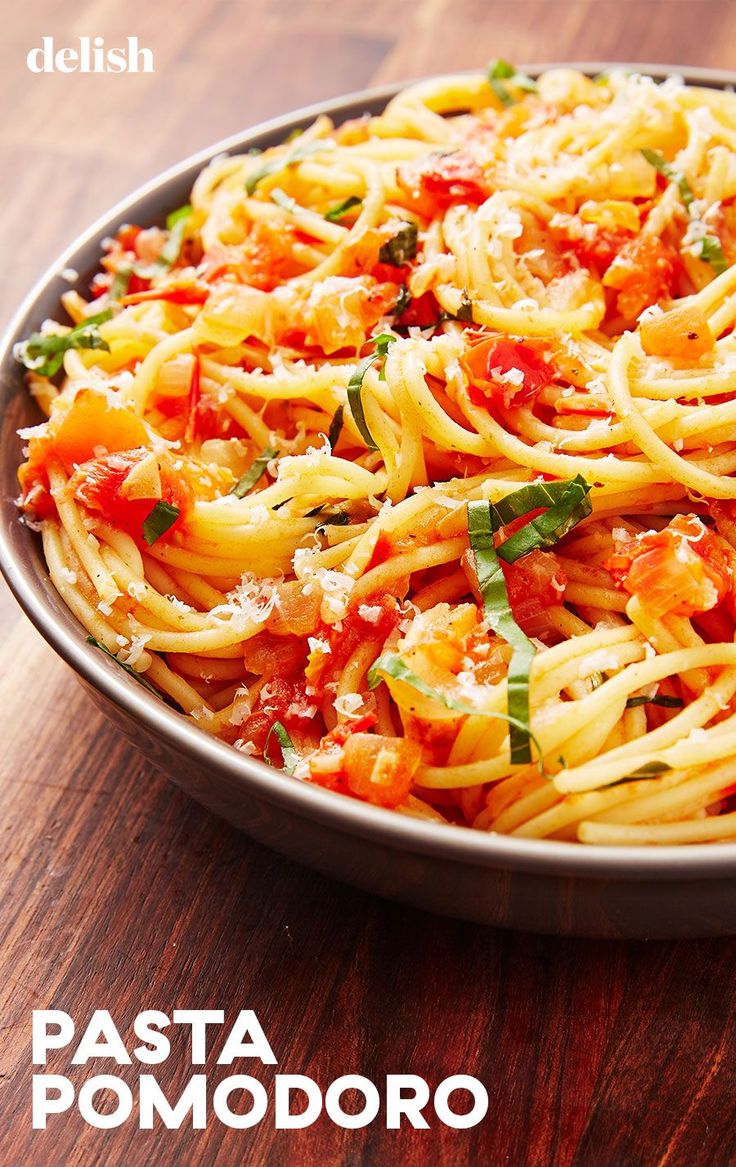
[1,3,736,1164]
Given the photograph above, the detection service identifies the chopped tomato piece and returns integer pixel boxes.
[639,302,714,361]
[243,631,308,678]
[550,213,637,277]
[462,337,557,408]
[309,723,421,808]
[605,515,733,618]
[71,448,192,544]
[53,389,150,468]
[307,714,379,791]
[397,152,489,215]
[503,550,567,636]
[603,234,681,319]
[343,734,422,807]
[395,290,441,329]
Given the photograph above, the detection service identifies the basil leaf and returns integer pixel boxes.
[325,195,362,222]
[264,720,299,774]
[328,405,344,450]
[641,150,729,276]
[456,290,474,323]
[393,284,412,318]
[487,59,538,107]
[86,635,161,698]
[625,694,684,709]
[367,651,545,766]
[699,235,729,275]
[494,474,592,563]
[159,207,193,267]
[166,204,192,230]
[230,446,278,498]
[467,499,536,765]
[641,148,694,210]
[347,333,396,450]
[488,476,584,527]
[378,221,418,266]
[613,760,673,785]
[245,139,334,196]
[18,310,113,378]
[316,508,350,531]
[109,268,132,302]
[142,500,180,546]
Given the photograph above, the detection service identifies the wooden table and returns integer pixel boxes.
[2,3,736,1163]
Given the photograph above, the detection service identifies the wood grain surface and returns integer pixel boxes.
[2,2,736,1164]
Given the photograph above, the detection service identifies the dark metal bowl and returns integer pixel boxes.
[3,65,736,938]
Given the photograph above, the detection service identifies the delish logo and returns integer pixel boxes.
[27,36,154,74]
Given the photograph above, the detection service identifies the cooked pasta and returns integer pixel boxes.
[16,65,736,844]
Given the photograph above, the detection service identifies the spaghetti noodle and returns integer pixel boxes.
[16,66,736,844]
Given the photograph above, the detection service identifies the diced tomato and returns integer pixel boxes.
[552,220,636,276]
[462,337,557,409]
[71,448,192,545]
[370,262,412,286]
[19,387,151,514]
[603,234,682,319]
[503,549,567,636]
[395,290,442,329]
[243,631,308,679]
[53,389,150,468]
[201,222,304,291]
[397,152,489,216]
[229,676,322,759]
[343,734,422,807]
[605,515,733,618]
[309,721,420,808]
[307,594,402,688]
[639,302,714,361]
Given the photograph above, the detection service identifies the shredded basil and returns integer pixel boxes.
[487,59,538,107]
[393,285,412,318]
[366,653,544,761]
[264,720,299,774]
[613,760,673,785]
[642,148,729,276]
[625,694,684,709]
[641,148,694,210]
[17,310,113,378]
[494,475,592,563]
[325,195,362,222]
[347,333,396,450]
[328,405,344,450]
[86,636,161,698]
[456,290,474,323]
[230,446,278,498]
[109,268,132,302]
[142,500,180,546]
[166,204,192,230]
[316,508,350,531]
[245,139,334,196]
[467,500,537,765]
[108,206,193,300]
[378,221,418,266]
[699,235,728,275]
[158,207,193,267]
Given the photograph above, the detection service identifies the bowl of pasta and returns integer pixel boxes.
[3,63,736,937]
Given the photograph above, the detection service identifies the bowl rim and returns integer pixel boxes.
[3,61,736,881]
